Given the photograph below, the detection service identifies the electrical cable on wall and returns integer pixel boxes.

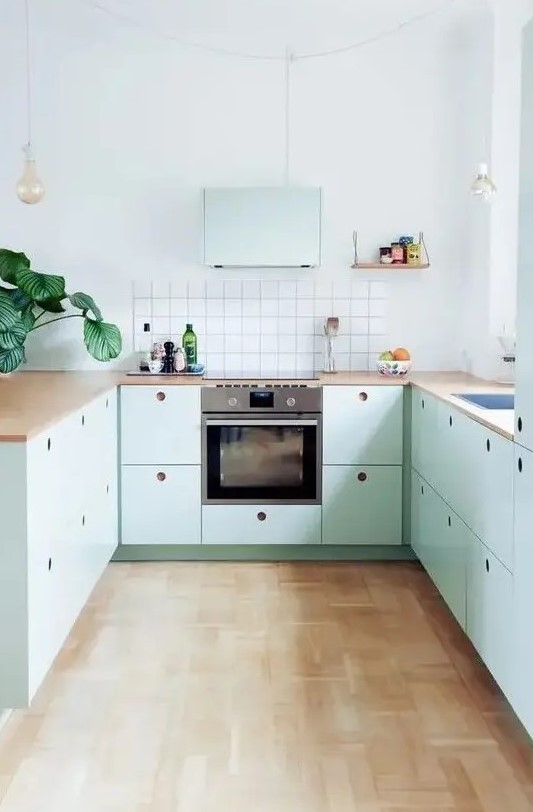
[79,0,460,61]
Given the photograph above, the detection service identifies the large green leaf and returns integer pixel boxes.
[21,305,36,331]
[0,322,27,350]
[0,295,20,330]
[16,268,65,302]
[37,297,66,314]
[69,292,102,321]
[0,346,25,374]
[0,249,30,285]
[83,318,122,362]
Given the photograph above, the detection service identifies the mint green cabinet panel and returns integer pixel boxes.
[202,505,322,545]
[411,389,439,484]
[515,21,533,454]
[432,509,467,630]
[121,465,201,545]
[323,386,403,465]
[434,401,471,514]
[466,421,513,572]
[467,534,512,697]
[411,471,466,630]
[410,470,423,559]
[323,465,402,545]
[511,446,533,736]
[121,386,201,465]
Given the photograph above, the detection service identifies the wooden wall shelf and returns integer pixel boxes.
[352,262,430,270]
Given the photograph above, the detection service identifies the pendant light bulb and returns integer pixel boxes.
[471,162,497,202]
[16,143,45,205]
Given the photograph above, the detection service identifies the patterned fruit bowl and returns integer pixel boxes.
[377,359,412,377]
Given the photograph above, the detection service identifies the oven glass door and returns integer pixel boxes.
[204,415,321,504]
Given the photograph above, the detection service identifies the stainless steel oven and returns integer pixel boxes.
[202,385,322,505]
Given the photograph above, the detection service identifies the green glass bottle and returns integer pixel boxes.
[182,323,197,370]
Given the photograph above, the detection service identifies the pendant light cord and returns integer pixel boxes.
[80,0,459,62]
[284,47,291,185]
[24,0,32,147]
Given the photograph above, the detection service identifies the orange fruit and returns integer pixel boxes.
[392,347,411,361]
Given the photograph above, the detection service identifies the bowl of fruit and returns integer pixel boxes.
[377,348,411,377]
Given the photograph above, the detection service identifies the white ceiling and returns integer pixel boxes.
[94,0,471,57]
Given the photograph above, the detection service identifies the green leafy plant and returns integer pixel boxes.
[0,249,122,374]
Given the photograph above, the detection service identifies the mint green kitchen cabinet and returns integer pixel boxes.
[202,504,322,545]
[0,389,118,708]
[120,385,201,465]
[410,471,466,629]
[515,19,533,454]
[466,534,513,697]
[121,465,201,545]
[323,386,403,465]
[322,465,402,545]
[411,388,439,484]
[466,420,513,572]
[511,446,533,737]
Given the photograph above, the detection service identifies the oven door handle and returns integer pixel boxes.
[204,419,319,427]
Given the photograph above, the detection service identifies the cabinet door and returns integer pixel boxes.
[322,465,402,545]
[469,424,513,571]
[512,447,533,736]
[322,386,403,465]
[515,20,533,453]
[121,386,201,465]
[411,389,439,483]
[433,508,467,630]
[467,535,513,697]
[26,412,81,547]
[202,504,322,545]
[434,402,471,514]
[121,465,201,545]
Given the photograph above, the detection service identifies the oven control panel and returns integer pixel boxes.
[202,385,322,413]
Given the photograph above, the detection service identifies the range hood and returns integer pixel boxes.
[203,186,322,268]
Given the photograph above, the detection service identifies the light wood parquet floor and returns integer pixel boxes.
[0,561,532,812]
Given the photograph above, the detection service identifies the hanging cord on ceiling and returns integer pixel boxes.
[284,47,292,184]
[24,0,32,147]
[79,0,459,62]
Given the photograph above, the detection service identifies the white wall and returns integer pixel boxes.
[0,0,490,372]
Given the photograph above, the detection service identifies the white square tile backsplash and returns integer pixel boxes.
[132,278,389,374]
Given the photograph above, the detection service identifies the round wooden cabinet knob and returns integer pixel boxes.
[358,472,368,482]
[156,391,166,401]
[257,512,267,522]
[157,472,166,482]
[359,392,368,402]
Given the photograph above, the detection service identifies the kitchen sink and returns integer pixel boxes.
[452,393,515,410]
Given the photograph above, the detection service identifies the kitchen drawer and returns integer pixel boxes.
[323,386,403,465]
[467,534,513,696]
[322,465,402,545]
[202,504,322,545]
[121,465,201,545]
[120,386,201,465]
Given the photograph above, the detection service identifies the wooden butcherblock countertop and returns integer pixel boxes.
[0,370,515,442]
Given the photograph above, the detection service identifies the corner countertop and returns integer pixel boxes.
[0,371,121,442]
[409,372,515,441]
[0,369,515,442]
